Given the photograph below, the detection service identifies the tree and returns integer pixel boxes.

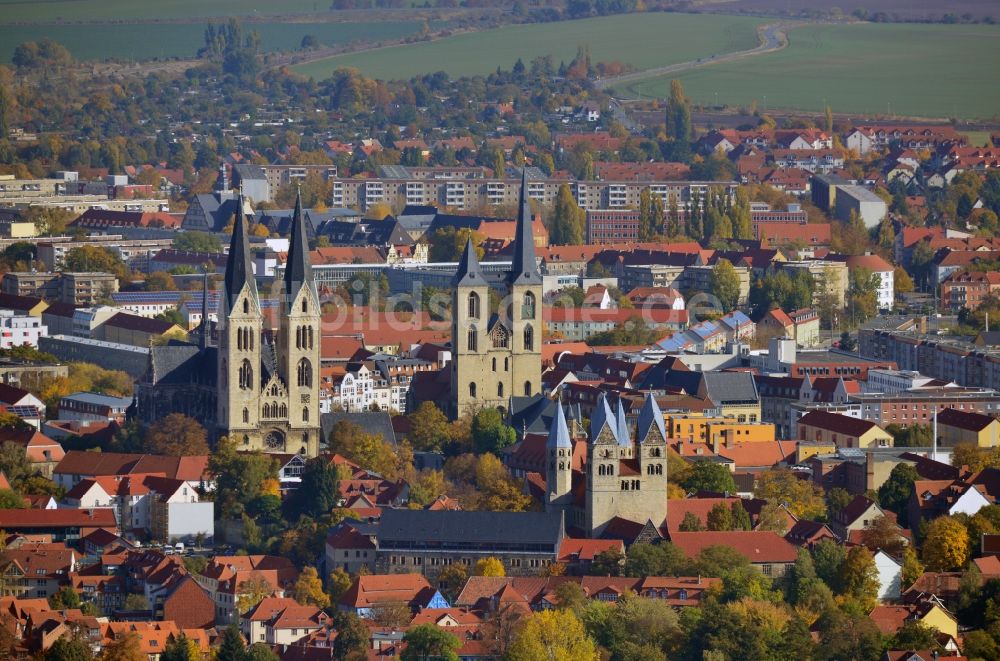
[145,271,177,292]
[678,511,704,532]
[664,79,692,162]
[428,226,485,263]
[894,267,914,296]
[401,624,462,661]
[63,246,127,279]
[731,501,752,531]
[922,516,970,571]
[146,414,209,456]
[293,566,329,608]
[694,545,750,578]
[0,489,25,509]
[216,626,246,661]
[590,548,625,576]
[680,461,737,494]
[624,542,691,577]
[901,546,924,589]
[813,608,884,661]
[847,267,880,326]
[638,187,664,241]
[475,557,505,577]
[825,487,853,520]
[860,515,906,557]
[707,502,734,531]
[837,546,879,607]
[824,105,834,134]
[0,441,33,489]
[507,608,599,661]
[877,462,917,526]
[709,259,741,313]
[812,539,847,587]
[210,437,279,519]
[548,183,584,245]
[160,635,200,661]
[437,563,468,603]
[245,645,279,661]
[754,468,825,519]
[236,575,274,614]
[285,457,338,519]
[48,586,81,610]
[330,611,369,661]
[408,401,451,452]
[99,633,143,661]
[24,207,75,237]
[327,420,406,480]
[173,231,222,253]
[327,567,353,604]
[45,638,94,661]
[471,408,516,456]
[122,594,149,611]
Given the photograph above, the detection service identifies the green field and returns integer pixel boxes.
[0,21,428,63]
[0,0,339,23]
[292,13,765,81]
[623,22,1000,120]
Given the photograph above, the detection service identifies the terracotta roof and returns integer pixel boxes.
[845,254,894,272]
[557,538,623,563]
[54,451,209,482]
[668,531,798,564]
[0,508,117,529]
[339,573,436,609]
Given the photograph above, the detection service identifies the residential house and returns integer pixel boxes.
[936,407,1000,447]
[668,531,798,577]
[242,596,329,646]
[796,410,893,449]
[194,555,299,624]
[338,574,448,618]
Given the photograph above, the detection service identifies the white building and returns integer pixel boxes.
[865,369,950,395]
[845,254,894,310]
[873,550,902,601]
[0,310,47,349]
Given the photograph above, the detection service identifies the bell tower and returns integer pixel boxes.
[277,190,321,456]
[217,195,262,446]
[451,238,490,419]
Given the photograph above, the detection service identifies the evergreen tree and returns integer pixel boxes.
[548,183,584,245]
[664,79,692,162]
[216,625,245,661]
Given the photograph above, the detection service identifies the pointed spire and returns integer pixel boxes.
[547,403,572,450]
[199,270,210,350]
[284,187,315,310]
[509,168,541,286]
[615,397,630,447]
[454,238,486,287]
[636,392,666,444]
[590,393,619,445]
[223,192,257,311]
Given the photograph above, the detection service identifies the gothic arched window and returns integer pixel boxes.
[308,326,314,349]
[468,292,480,319]
[295,326,302,350]
[297,359,313,387]
[302,407,309,423]
[522,291,536,319]
[243,298,249,314]
[467,326,478,353]
[524,381,532,396]
[238,360,253,390]
[242,408,249,423]
[498,383,504,398]
[302,299,308,313]
[469,382,477,398]
[492,357,497,372]
[523,324,534,351]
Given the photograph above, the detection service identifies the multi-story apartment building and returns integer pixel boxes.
[328,357,441,414]
[329,174,736,212]
[0,310,46,348]
[36,237,173,272]
[585,209,642,244]
[1,271,119,305]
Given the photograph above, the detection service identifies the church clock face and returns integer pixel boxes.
[264,431,284,450]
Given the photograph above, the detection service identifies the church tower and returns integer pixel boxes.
[585,393,630,537]
[508,169,543,403]
[276,191,321,456]
[218,195,262,446]
[545,403,573,516]
[450,170,542,419]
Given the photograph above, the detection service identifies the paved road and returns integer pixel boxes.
[594,21,797,96]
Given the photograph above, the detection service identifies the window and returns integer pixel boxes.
[524,381,532,396]
[238,360,253,390]
[522,291,536,319]
[492,357,497,372]
[523,324,534,351]
[468,292,480,319]
[498,383,504,398]
[297,359,312,387]
[469,382,477,398]
[303,407,309,423]
[467,326,478,352]
[243,298,249,314]
[302,299,308,313]
[242,408,249,423]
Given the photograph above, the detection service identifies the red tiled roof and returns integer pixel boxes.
[668,531,798,564]
[797,410,882,437]
[557,538,623,563]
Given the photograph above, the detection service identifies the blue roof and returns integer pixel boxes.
[719,310,752,330]
[689,322,720,340]
[590,393,620,445]
[61,391,132,408]
[656,333,692,352]
[615,397,630,447]
[546,404,572,450]
[636,393,666,444]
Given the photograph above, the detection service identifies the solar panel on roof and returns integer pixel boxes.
[6,405,40,417]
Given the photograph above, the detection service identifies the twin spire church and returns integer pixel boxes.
[449,171,543,419]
